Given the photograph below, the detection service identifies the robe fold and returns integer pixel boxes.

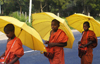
[44,29,68,64]
[5,37,24,64]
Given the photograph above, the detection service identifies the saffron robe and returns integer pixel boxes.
[5,37,24,64]
[79,30,97,64]
[45,29,68,64]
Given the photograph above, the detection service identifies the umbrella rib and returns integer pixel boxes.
[68,17,85,25]
[24,30,26,45]
[38,25,51,33]
[33,21,51,39]
[68,16,87,32]
[31,35,35,50]
[17,29,23,37]
[0,26,5,29]
[33,21,51,32]
[41,29,51,40]
[90,21,94,31]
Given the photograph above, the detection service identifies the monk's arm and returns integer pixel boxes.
[84,41,93,47]
[80,41,93,48]
[44,41,49,44]
[7,56,19,64]
[48,42,67,47]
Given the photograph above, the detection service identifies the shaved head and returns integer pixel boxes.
[52,19,60,26]
[83,21,90,28]
[4,24,15,32]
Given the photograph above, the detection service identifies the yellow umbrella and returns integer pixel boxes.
[0,16,46,52]
[32,12,75,49]
[66,13,100,37]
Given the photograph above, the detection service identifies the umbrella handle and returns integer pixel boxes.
[17,29,23,37]
[4,39,17,64]
[40,51,44,54]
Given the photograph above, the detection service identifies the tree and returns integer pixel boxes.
[39,0,47,12]
[74,0,99,16]
[33,0,48,12]
[0,0,5,14]
[52,0,69,16]
[0,0,29,14]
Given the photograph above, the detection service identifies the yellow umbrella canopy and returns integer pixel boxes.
[0,16,46,52]
[66,13,100,37]
[32,12,75,49]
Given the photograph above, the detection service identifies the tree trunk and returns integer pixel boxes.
[40,1,47,12]
[84,6,87,15]
[20,6,22,14]
[1,9,3,14]
[16,0,22,14]
[1,0,5,14]
[87,6,90,16]
[83,0,88,15]
[40,1,43,12]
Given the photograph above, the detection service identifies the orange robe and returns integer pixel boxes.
[79,30,97,64]
[5,37,24,64]
[45,29,68,64]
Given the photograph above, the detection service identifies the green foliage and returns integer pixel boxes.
[26,22,32,27]
[9,12,32,27]
[63,17,74,29]
[1,0,100,17]
[1,0,100,29]
[0,0,3,5]
[37,0,45,2]
[52,0,69,10]
[95,17,100,21]
[0,0,30,15]
[90,4,96,8]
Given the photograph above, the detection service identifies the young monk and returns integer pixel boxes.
[0,24,24,64]
[44,19,68,64]
[78,21,97,64]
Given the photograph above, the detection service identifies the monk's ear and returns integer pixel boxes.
[58,24,60,27]
[88,26,90,28]
[11,31,14,34]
